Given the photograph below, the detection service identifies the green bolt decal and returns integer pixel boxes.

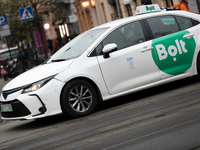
[146,6,155,11]
[151,30,196,75]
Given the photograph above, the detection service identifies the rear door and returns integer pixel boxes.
[145,15,198,79]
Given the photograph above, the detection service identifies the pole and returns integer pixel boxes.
[27,20,39,63]
[115,0,122,19]
[23,3,39,65]
[94,0,106,24]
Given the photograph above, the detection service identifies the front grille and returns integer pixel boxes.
[1,84,31,100]
[0,100,31,118]
[2,92,8,99]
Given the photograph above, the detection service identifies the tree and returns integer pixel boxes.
[47,0,71,21]
[0,0,50,59]
[0,0,27,46]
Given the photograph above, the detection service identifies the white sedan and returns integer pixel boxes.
[1,7,200,120]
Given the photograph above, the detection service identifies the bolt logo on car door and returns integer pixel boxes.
[151,30,196,75]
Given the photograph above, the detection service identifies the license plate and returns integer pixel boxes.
[0,104,13,112]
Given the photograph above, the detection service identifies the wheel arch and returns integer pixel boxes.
[60,77,103,104]
[196,51,200,76]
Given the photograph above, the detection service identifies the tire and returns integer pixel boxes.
[61,79,97,118]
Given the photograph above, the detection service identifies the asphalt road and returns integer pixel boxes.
[1,76,200,150]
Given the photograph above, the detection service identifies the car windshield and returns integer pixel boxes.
[47,27,108,63]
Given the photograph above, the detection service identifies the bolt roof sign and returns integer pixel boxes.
[0,15,8,26]
[135,4,161,15]
[19,7,34,22]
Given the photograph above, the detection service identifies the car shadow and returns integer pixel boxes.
[5,114,69,131]
[95,76,200,112]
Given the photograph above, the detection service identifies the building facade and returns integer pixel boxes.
[74,0,200,33]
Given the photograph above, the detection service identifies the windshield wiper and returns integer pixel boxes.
[51,59,66,62]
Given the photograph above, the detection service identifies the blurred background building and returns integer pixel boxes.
[72,0,200,33]
[0,0,200,62]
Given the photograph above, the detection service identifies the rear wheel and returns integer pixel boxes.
[61,80,97,118]
[197,52,200,77]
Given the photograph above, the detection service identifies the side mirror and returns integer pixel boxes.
[102,43,117,59]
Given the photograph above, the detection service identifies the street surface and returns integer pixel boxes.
[1,76,200,149]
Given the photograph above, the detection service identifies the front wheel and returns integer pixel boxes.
[61,80,97,118]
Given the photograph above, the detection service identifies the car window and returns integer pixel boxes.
[0,52,10,60]
[47,27,108,63]
[11,50,18,57]
[191,18,200,26]
[175,16,193,30]
[95,21,145,55]
[146,15,179,39]
[95,42,103,55]
[0,49,18,60]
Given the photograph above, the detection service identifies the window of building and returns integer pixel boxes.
[166,0,174,7]
[126,4,133,16]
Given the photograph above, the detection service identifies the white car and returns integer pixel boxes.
[1,6,200,120]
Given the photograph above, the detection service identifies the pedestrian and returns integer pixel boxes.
[69,31,74,41]
[73,31,78,38]
[31,40,38,61]
[141,0,152,5]
[65,35,70,44]
[57,37,62,47]
[17,47,29,72]
[47,38,53,54]
[1,65,8,81]
[171,0,193,12]
[51,36,60,55]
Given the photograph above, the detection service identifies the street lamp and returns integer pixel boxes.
[44,23,50,30]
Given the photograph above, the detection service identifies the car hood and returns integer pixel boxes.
[3,60,74,91]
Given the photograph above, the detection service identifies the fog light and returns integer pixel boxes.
[39,107,46,113]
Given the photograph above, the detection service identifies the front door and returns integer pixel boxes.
[96,21,160,95]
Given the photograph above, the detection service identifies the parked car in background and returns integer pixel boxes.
[0,47,18,66]
[0,47,19,79]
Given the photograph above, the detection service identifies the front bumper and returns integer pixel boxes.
[0,79,65,120]
[0,100,31,118]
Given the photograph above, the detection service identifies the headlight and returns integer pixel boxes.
[22,75,56,94]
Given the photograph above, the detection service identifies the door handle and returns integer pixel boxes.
[141,46,153,52]
[183,33,194,39]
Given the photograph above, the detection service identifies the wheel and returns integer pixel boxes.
[61,79,97,118]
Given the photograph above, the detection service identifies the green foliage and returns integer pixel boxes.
[49,2,71,21]
[0,0,49,46]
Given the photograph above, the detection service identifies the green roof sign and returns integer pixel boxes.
[135,4,161,15]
